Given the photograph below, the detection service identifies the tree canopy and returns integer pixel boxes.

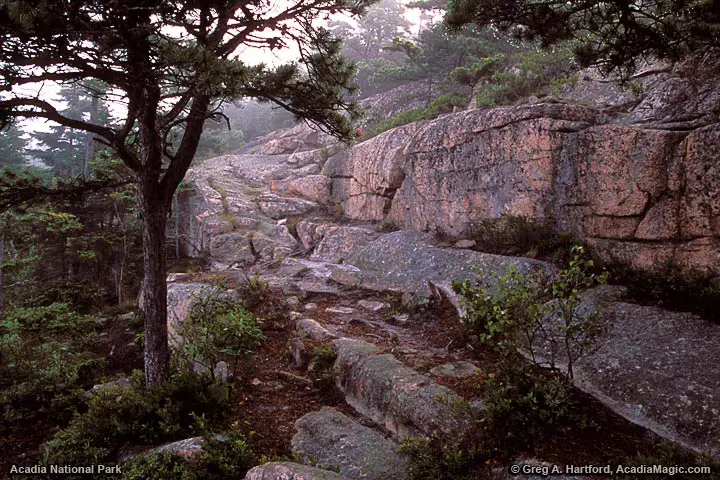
[445,0,720,75]
[0,0,374,387]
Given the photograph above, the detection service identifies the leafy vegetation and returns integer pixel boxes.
[177,288,265,377]
[469,213,577,263]
[453,246,609,379]
[42,368,231,466]
[0,303,104,431]
[445,0,720,76]
[122,424,257,480]
[605,263,720,323]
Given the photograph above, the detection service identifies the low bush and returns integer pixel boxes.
[453,246,608,379]
[122,424,257,480]
[178,288,265,377]
[445,246,608,456]
[605,263,720,323]
[0,304,104,431]
[399,437,480,480]
[473,47,577,107]
[42,368,231,466]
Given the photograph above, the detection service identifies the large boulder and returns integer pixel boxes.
[292,407,409,480]
[343,230,553,299]
[570,303,720,456]
[333,339,477,443]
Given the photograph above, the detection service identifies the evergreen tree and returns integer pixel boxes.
[0,123,28,168]
[445,0,720,75]
[0,0,372,387]
[28,83,110,177]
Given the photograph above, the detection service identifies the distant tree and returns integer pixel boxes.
[386,22,519,100]
[332,0,411,61]
[0,0,370,387]
[0,122,28,167]
[445,0,720,75]
[28,83,110,177]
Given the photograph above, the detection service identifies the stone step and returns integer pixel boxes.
[332,338,478,443]
[245,461,352,480]
[292,407,409,480]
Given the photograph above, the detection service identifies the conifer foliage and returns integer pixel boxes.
[445,0,720,75]
[0,0,373,387]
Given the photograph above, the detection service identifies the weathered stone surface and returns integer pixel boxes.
[530,298,720,456]
[292,407,409,480]
[296,219,332,250]
[324,124,418,221]
[297,318,337,341]
[386,104,596,235]
[209,232,255,267]
[182,64,720,276]
[259,193,318,219]
[357,300,389,312]
[149,436,205,462]
[493,459,588,480]
[311,226,378,263]
[333,339,476,442]
[166,282,215,344]
[429,361,479,379]
[287,175,331,204]
[344,230,553,299]
[245,462,352,480]
[86,377,130,398]
[325,306,355,315]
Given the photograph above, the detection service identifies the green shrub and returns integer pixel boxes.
[473,46,577,107]
[233,274,290,322]
[453,246,608,379]
[0,305,104,431]
[481,368,575,449]
[122,425,257,480]
[399,437,478,480]
[618,441,720,480]
[310,342,337,385]
[178,288,265,376]
[606,263,720,323]
[42,368,231,465]
[123,451,198,480]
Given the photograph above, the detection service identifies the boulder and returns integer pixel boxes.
[209,232,255,267]
[333,339,476,442]
[296,318,337,341]
[568,302,720,456]
[311,226,378,263]
[287,175,331,204]
[292,407,409,480]
[344,230,553,299]
[429,361,480,380]
[245,462,352,480]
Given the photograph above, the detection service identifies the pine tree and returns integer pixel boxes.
[0,0,371,387]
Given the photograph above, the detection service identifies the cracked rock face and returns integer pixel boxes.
[179,56,720,276]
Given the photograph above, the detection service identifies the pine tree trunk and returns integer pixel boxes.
[139,179,171,388]
[83,94,99,177]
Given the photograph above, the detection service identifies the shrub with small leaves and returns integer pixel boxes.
[453,245,608,380]
[42,368,231,467]
[178,288,265,377]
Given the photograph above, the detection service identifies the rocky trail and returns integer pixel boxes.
[161,59,720,478]
[163,222,719,479]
